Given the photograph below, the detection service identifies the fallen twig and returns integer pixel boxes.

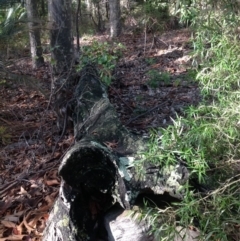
[125,100,169,126]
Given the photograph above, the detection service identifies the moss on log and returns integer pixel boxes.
[43,65,190,241]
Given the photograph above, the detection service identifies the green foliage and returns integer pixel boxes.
[0,0,21,8]
[147,70,170,87]
[78,41,125,86]
[0,3,26,36]
[139,118,209,183]
[144,2,169,31]
[144,57,156,65]
[143,0,169,17]
[140,79,240,238]
[133,0,170,32]
[194,30,240,95]
[0,126,11,145]
[134,201,176,240]
[174,0,199,26]
[0,3,27,55]
[135,2,240,240]
[185,68,197,80]
[0,79,7,85]
[175,176,240,241]
[138,178,240,240]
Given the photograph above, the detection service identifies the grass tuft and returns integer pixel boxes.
[135,3,240,240]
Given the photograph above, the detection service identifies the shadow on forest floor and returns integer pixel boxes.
[109,29,200,135]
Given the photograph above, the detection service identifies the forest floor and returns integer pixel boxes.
[0,28,200,240]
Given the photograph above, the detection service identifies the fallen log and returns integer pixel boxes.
[43,65,190,241]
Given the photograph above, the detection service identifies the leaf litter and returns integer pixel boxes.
[0,28,200,240]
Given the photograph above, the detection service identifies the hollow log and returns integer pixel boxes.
[43,65,190,241]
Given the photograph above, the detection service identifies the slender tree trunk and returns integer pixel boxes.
[48,0,74,76]
[91,0,105,32]
[109,0,121,38]
[105,1,109,19]
[40,0,46,16]
[26,0,44,69]
[76,0,81,53]
[86,0,92,13]
[96,1,105,32]
[120,0,131,14]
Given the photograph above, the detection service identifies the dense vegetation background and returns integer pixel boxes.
[0,0,240,240]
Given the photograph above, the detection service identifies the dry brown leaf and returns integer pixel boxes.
[22,211,35,233]
[29,189,42,197]
[49,190,58,200]
[12,210,25,217]
[29,183,38,188]
[45,179,59,186]
[43,169,60,184]
[2,214,20,223]
[51,170,60,180]
[12,226,21,235]
[0,197,13,215]
[44,195,53,205]
[36,203,52,212]
[36,218,46,233]
[0,224,5,237]
[40,195,55,211]
[103,140,118,149]
[15,224,23,235]
[18,186,28,196]
[27,212,48,232]
[0,234,25,241]
[22,235,33,241]
[1,220,16,228]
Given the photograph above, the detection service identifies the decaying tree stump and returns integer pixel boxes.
[43,65,190,241]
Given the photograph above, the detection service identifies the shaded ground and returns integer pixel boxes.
[111,29,200,134]
[0,28,200,240]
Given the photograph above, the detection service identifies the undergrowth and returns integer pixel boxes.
[147,70,170,88]
[136,3,240,241]
[78,41,125,86]
[0,126,11,145]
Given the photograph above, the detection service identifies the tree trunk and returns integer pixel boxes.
[109,0,121,38]
[48,0,74,76]
[43,65,190,241]
[85,0,92,13]
[120,0,130,14]
[76,0,81,53]
[40,0,46,16]
[92,0,105,32]
[26,0,44,69]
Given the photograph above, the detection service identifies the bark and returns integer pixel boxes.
[41,0,46,16]
[26,0,44,69]
[48,0,74,76]
[93,0,105,32]
[104,209,153,241]
[76,0,81,53]
[109,0,121,38]
[120,0,130,14]
[105,209,200,241]
[43,65,190,241]
[86,0,106,33]
[85,0,92,13]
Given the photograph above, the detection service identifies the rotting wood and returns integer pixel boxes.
[43,64,191,241]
